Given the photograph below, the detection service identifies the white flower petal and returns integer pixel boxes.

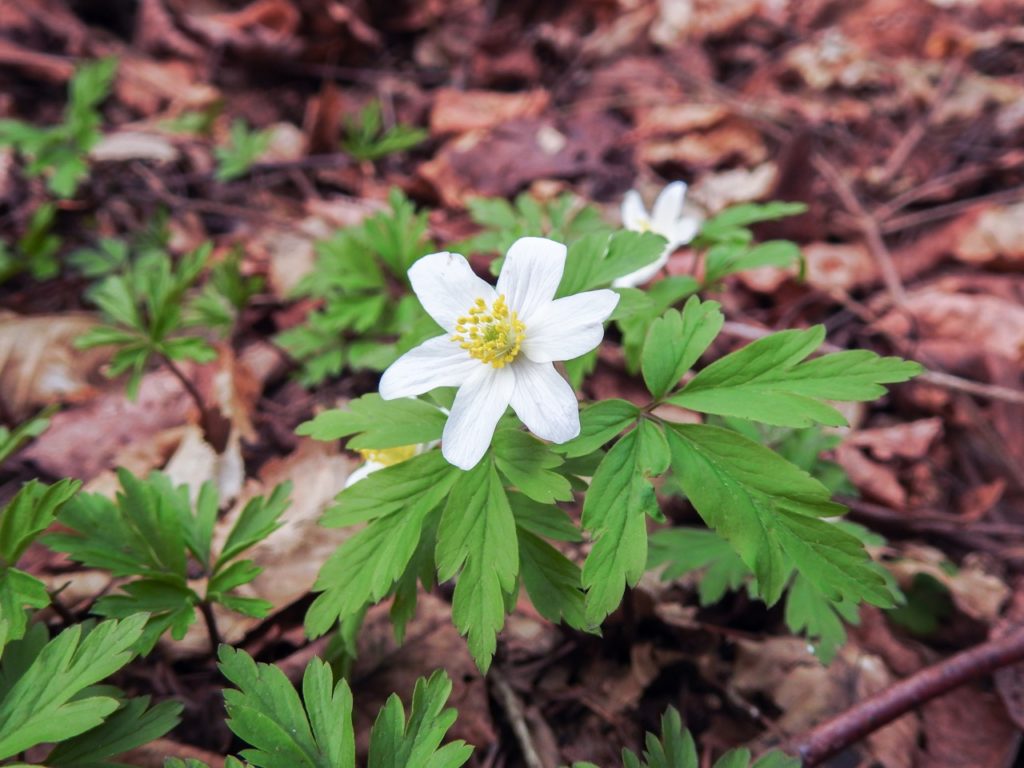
[496,237,566,321]
[510,359,580,443]
[521,289,619,362]
[408,251,496,332]
[669,215,700,248]
[379,335,479,399]
[651,181,687,234]
[621,190,648,231]
[441,367,515,470]
[344,461,382,488]
[611,247,671,288]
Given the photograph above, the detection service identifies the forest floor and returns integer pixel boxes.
[2,0,1024,766]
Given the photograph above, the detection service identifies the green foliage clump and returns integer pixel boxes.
[341,99,428,162]
[570,707,799,768]
[215,119,274,181]
[44,470,291,652]
[0,614,181,766]
[0,58,117,198]
[0,479,80,641]
[275,188,439,386]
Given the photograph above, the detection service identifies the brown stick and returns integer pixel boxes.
[788,625,1024,765]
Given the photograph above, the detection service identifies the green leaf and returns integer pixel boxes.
[697,202,807,243]
[518,528,586,629]
[321,451,459,527]
[0,479,80,567]
[581,420,667,624]
[46,696,182,766]
[665,423,893,608]
[367,670,472,768]
[559,231,666,295]
[509,494,581,542]
[622,707,696,768]
[217,482,292,567]
[215,120,272,181]
[0,408,54,466]
[219,646,352,768]
[648,527,750,606]
[436,460,518,671]
[641,297,724,399]
[296,394,446,449]
[784,573,859,664]
[668,327,923,427]
[493,428,573,503]
[0,615,146,760]
[307,500,438,637]
[557,399,640,458]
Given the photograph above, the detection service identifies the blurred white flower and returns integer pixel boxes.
[379,237,619,470]
[616,181,700,287]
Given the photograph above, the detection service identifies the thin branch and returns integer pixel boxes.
[157,352,208,420]
[198,600,222,658]
[811,153,907,306]
[788,625,1024,765]
[490,667,546,768]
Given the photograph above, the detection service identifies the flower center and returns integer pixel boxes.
[451,294,525,369]
[358,445,418,467]
[636,217,653,233]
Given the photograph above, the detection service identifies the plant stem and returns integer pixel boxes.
[158,352,207,419]
[198,600,222,658]
[788,625,1024,765]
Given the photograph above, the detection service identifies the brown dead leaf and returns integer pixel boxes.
[181,0,302,56]
[639,118,767,169]
[890,544,1009,624]
[804,242,878,292]
[688,162,778,214]
[849,418,944,461]
[0,312,110,422]
[918,686,1019,768]
[873,285,1024,368]
[836,443,908,508]
[959,479,1006,520]
[953,202,1024,266]
[89,131,181,163]
[20,368,194,480]
[431,88,551,135]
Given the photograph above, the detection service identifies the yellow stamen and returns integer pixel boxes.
[358,445,418,466]
[450,294,525,369]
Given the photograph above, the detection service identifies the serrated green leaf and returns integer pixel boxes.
[559,231,666,295]
[218,482,291,567]
[321,451,459,527]
[493,428,573,503]
[508,493,581,542]
[669,327,922,427]
[307,501,436,637]
[665,423,892,608]
[581,421,667,624]
[642,297,724,399]
[0,615,146,760]
[46,696,182,766]
[557,399,640,458]
[436,461,517,671]
[297,394,446,449]
[648,528,750,606]
[367,670,471,768]
[0,478,80,567]
[518,528,587,629]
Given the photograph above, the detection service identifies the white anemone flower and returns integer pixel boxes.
[379,237,619,470]
[616,181,701,288]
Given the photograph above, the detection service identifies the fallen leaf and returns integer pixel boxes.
[836,443,908,508]
[0,312,109,422]
[89,131,181,163]
[849,418,944,461]
[889,544,1009,624]
[430,88,551,135]
[953,202,1024,266]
